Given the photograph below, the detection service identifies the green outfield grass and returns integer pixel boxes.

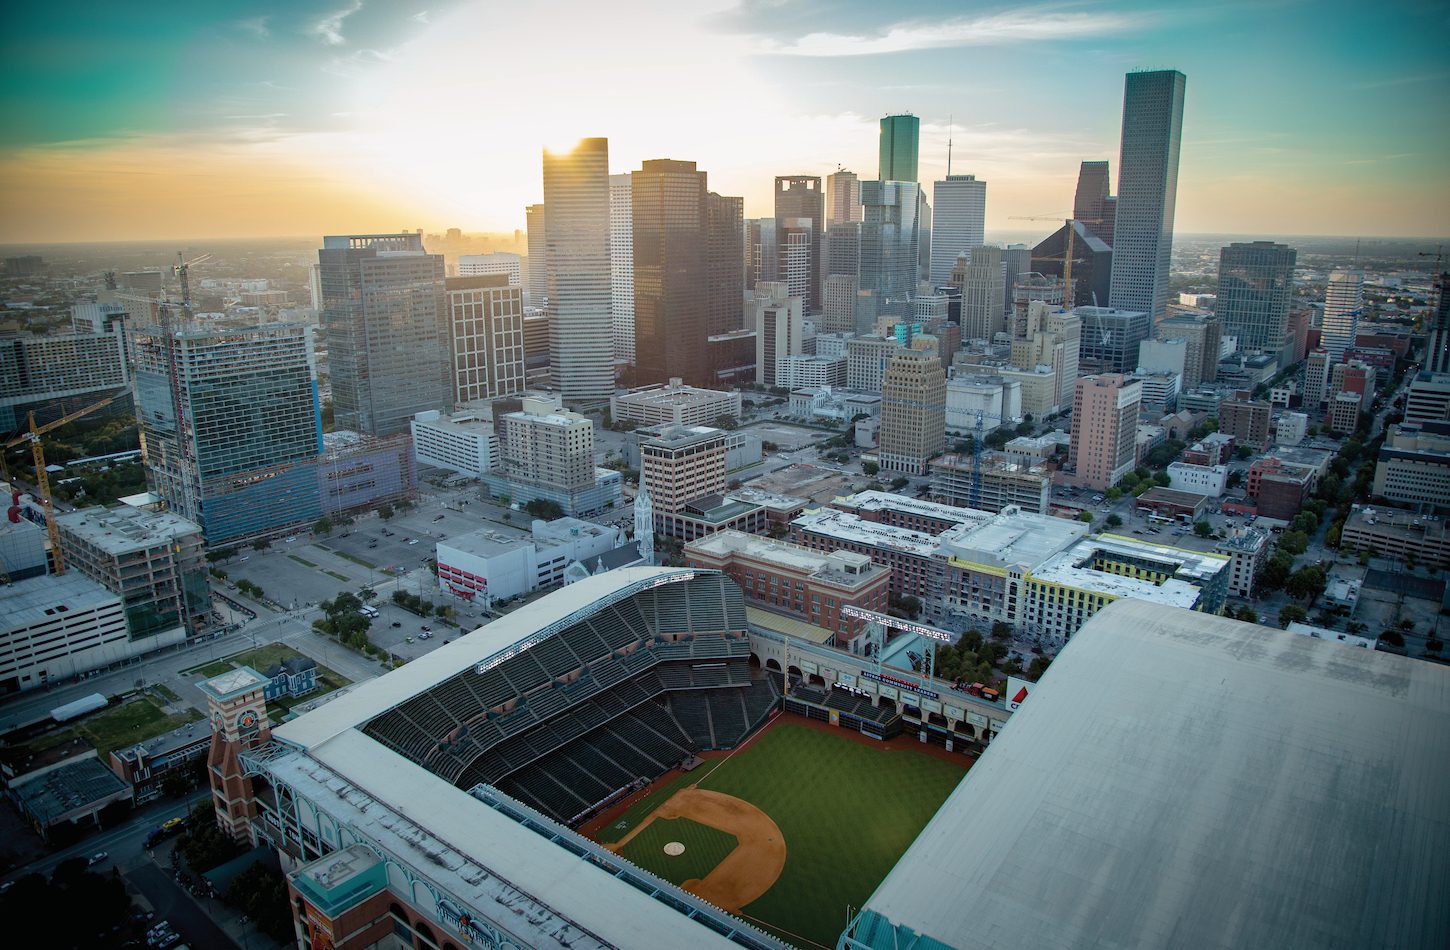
[603,721,968,949]
[618,817,739,883]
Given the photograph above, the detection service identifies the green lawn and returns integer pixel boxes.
[333,551,375,569]
[77,697,204,758]
[639,723,966,949]
[324,569,350,582]
[151,683,181,704]
[287,555,318,568]
[618,817,738,883]
[224,642,307,673]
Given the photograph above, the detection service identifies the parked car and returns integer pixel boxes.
[87,851,109,866]
[391,621,401,628]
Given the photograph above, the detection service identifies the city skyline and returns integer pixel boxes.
[1,0,1447,243]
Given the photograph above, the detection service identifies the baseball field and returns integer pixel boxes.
[590,719,969,949]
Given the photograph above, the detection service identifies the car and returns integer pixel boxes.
[407,539,419,545]
[88,851,109,866]
[285,536,297,543]
[419,632,431,640]
[368,542,379,548]
[433,515,445,522]
[405,636,414,644]
[421,625,431,632]
[161,816,184,831]
[391,621,401,628]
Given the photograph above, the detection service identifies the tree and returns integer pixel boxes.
[1106,486,1123,501]
[1278,530,1309,556]
[1193,520,1214,538]
[1259,550,1295,591]
[251,538,270,551]
[358,587,376,602]
[862,460,879,476]
[889,593,923,619]
[1079,511,1094,524]
[524,498,566,520]
[1106,514,1123,528]
[1234,445,1254,460]
[314,516,333,535]
[1286,565,1327,604]
[1235,605,1258,623]
[711,414,739,431]
[889,476,910,490]
[378,503,395,520]
[990,621,1013,640]
[1278,604,1308,627]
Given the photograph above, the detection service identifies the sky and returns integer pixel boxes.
[1,0,1447,243]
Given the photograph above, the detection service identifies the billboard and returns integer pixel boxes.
[1006,675,1033,711]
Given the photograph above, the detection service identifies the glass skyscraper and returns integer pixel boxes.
[632,159,708,387]
[858,180,922,327]
[319,233,449,436]
[1109,70,1186,320]
[543,138,614,402]
[1215,241,1297,355]
[1321,269,1364,364]
[878,114,920,182]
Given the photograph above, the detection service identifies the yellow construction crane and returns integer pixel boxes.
[2,391,126,576]
[1007,214,1105,308]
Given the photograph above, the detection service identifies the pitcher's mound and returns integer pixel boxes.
[663,842,685,856]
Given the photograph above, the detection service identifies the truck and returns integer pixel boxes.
[360,605,379,619]
[50,693,108,723]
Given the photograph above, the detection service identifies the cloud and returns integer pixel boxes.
[236,16,271,39]
[1351,71,1450,90]
[312,0,365,46]
[413,10,430,24]
[760,6,1142,57]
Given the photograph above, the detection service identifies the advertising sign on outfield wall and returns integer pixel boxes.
[1007,676,1034,711]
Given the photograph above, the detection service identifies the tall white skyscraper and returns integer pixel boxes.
[827,169,862,228]
[525,203,547,308]
[929,175,986,286]
[608,173,635,365]
[542,138,613,402]
[458,252,522,286]
[1321,269,1364,364]
[1109,69,1186,320]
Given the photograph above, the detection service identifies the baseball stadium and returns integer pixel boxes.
[210,567,1450,950]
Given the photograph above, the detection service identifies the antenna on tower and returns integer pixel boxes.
[946,114,954,177]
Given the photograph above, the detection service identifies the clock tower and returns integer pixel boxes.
[199,666,273,843]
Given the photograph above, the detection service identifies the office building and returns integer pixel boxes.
[524,203,547,308]
[0,573,128,693]
[1109,70,1187,319]
[879,349,946,474]
[746,217,778,287]
[1138,337,1188,379]
[827,168,862,227]
[945,374,1021,435]
[1321,268,1364,364]
[543,138,613,402]
[1156,312,1221,389]
[1166,461,1228,497]
[774,176,824,312]
[929,176,987,285]
[1010,302,1081,411]
[1302,347,1332,412]
[639,425,728,518]
[55,505,209,642]
[1073,160,1116,243]
[1070,374,1142,490]
[858,180,922,327]
[707,192,745,337]
[436,517,634,603]
[611,379,740,428]
[1276,411,1308,447]
[1216,241,1297,355]
[1031,220,1112,310]
[608,173,635,364]
[410,409,498,479]
[446,274,525,402]
[846,335,901,393]
[109,717,213,806]
[1425,273,1450,375]
[751,282,805,386]
[319,233,448,437]
[457,252,522,286]
[1405,372,1450,424]
[0,326,131,431]
[879,114,920,182]
[1075,305,1151,374]
[821,273,860,335]
[929,454,1051,513]
[1214,527,1270,598]
[954,245,1006,341]
[480,395,619,517]
[1372,421,1450,512]
[631,159,709,387]
[1246,457,1316,520]
[1219,390,1273,450]
[132,321,324,543]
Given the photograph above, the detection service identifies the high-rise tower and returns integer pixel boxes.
[827,169,862,227]
[632,159,708,387]
[1073,161,1115,244]
[879,348,945,475]
[859,180,922,327]
[774,176,824,312]
[1321,269,1364,364]
[1215,241,1297,356]
[608,174,635,364]
[707,192,745,338]
[543,138,614,402]
[1108,70,1186,320]
[928,175,987,285]
[878,114,920,182]
[525,203,548,308]
[319,232,448,436]
[1426,273,1450,375]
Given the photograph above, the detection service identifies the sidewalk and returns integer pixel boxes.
[152,838,287,950]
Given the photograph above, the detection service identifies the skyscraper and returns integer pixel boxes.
[632,159,709,387]
[543,138,614,402]
[1426,273,1450,375]
[706,192,745,338]
[879,348,945,475]
[1215,241,1297,356]
[1070,374,1142,490]
[1073,161,1116,244]
[445,274,525,401]
[827,169,862,227]
[525,203,547,308]
[319,233,448,437]
[879,114,920,182]
[1109,70,1186,320]
[608,173,635,364]
[774,176,824,311]
[1156,312,1222,389]
[778,219,814,306]
[1321,269,1364,365]
[858,179,922,327]
[928,175,987,285]
[955,245,1007,341]
[746,218,778,287]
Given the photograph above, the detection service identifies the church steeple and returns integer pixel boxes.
[634,486,654,565]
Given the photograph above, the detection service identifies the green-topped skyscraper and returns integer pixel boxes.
[878,114,920,182]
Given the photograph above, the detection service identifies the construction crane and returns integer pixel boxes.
[1008,214,1105,309]
[173,252,212,317]
[1,391,126,576]
[965,408,1008,509]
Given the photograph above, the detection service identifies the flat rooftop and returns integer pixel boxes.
[793,509,941,558]
[55,504,201,554]
[849,598,1450,949]
[835,490,991,526]
[0,572,118,629]
[615,383,736,406]
[686,530,886,586]
[13,754,128,823]
[937,509,1087,569]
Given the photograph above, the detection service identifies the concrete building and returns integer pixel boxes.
[1109,69,1186,320]
[820,272,860,335]
[1219,390,1273,450]
[1372,422,1450,512]
[55,505,209,643]
[639,425,728,518]
[751,282,805,387]
[879,348,946,474]
[524,203,547,308]
[774,176,824,312]
[0,325,130,431]
[436,518,630,603]
[1247,457,1315,520]
[1404,372,1450,424]
[1167,461,1228,497]
[827,169,862,227]
[706,191,745,340]
[1009,302,1080,412]
[781,354,847,391]
[683,530,890,646]
[1215,241,1297,355]
[1075,306,1151,374]
[1215,526,1270,598]
[410,409,498,478]
[543,138,614,402]
[1424,272,1450,375]
[319,233,448,436]
[944,374,1021,435]
[607,173,635,364]
[457,252,522,286]
[1340,505,1450,569]
[0,572,128,694]
[1328,391,1363,436]
[1303,347,1332,413]
[928,176,987,285]
[1136,371,1180,416]
[0,516,47,583]
[610,379,741,428]
[446,274,525,402]
[1276,411,1308,447]
[1321,268,1364,364]
[929,454,1051,514]
[480,396,619,517]
[745,217,778,288]
[8,753,131,842]
[1070,374,1142,490]
[952,245,1006,342]
[788,386,881,424]
[845,335,901,393]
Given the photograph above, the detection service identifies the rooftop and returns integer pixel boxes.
[744,605,836,645]
[12,753,128,824]
[112,715,212,762]
[615,381,737,406]
[793,509,941,558]
[686,530,886,587]
[937,508,1087,569]
[642,424,726,450]
[198,665,270,701]
[55,504,202,555]
[834,490,990,527]
[0,572,119,630]
[850,599,1450,949]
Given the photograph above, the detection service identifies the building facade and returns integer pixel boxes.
[446,275,525,402]
[608,173,635,365]
[1321,269,1364,364]
[879,114,920,182]
[0,574,129,693]
[774,176,824,312]
[879,349,946,474]
[929,176,987,286]
[611,380,741,428]
[410,410,498,478]
[632,159,709,387]
[1070,374,1142,490]
[827,169,862,227]
[1215,241,1297,355]
[543,138,614,402]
